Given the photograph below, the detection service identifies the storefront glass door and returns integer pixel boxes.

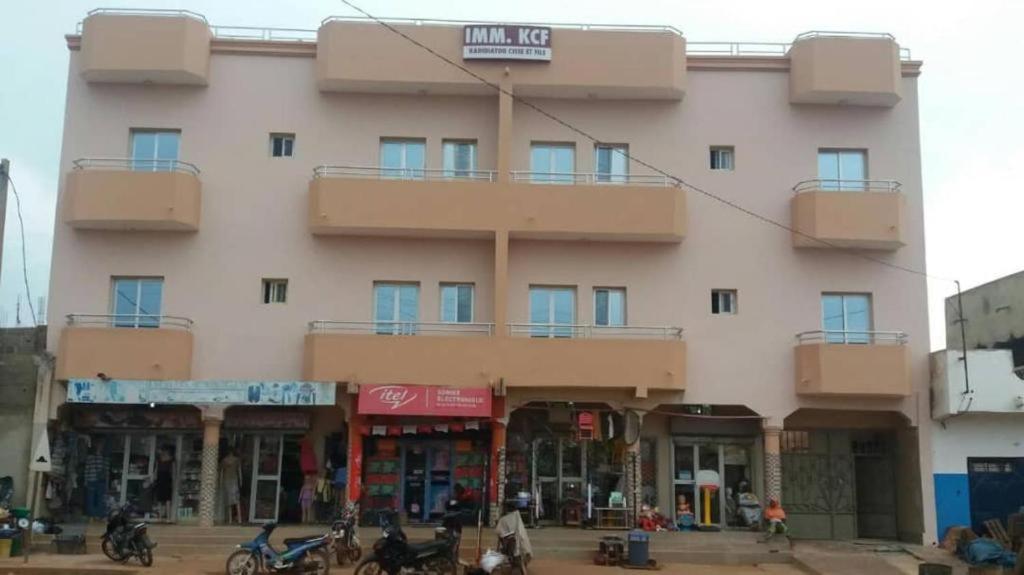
[124,435,155,509]
[672,439,754,529]
[530,437,585,523]
[250,435,283,523]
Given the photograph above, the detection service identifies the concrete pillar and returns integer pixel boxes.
[347,393,363,505]
[764,426,782,503]
[626,439,642,529]
[493,230,509,336]
[198,406,225,527]
[489,396,507,526]
[496,79,513,184]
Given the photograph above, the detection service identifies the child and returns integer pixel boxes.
[300,474,316,524]
[676,495,695,530]
[763,497,787,537]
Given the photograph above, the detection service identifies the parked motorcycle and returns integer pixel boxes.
[330,503,362,566]
[477,511,531,575]
[225,522,331,575]
[354,507,461,575]
[101,505,157,567]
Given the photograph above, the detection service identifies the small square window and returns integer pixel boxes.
[711,289,737,315]
[262,279,288,304]
[710,146,734,171]
[270,134,295,158]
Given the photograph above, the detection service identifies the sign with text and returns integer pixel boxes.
[67,379,336,406]
[463,25,551,61]
[359,384,492,417]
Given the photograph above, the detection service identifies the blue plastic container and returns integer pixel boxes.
[628,529,649,566]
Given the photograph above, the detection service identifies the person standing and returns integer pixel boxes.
[220,449,243,524]
[83,442,109,520]
[153,446,175,521]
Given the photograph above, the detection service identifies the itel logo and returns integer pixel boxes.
[370,386,418,411]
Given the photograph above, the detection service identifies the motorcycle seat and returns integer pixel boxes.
[283,534,328,547]
[408,540,449,555]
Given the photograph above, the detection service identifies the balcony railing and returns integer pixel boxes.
[689,33,910,61]
[308,320,495,336]
[510,172,674,186]
[72,158,201,177]
[210,25,316,42]
[321,15,683,37]
[796,330,907,345]
[313,165,496,182]
[66,313,194,330]
[793,179,901,193]
[508,323,684,339]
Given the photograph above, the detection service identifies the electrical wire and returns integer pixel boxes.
[1,168,38,326]
[336,0,957,285]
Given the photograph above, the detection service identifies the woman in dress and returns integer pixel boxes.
[154,446,175,521]
[221,449,243,524]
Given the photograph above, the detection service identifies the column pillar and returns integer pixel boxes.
[198,406,225,527]
[763,426,782,503]
[496,79,513,184]
[489,396,507,526]
[626,440,642,529]
[493,230,509,337]
[347,393,363,505]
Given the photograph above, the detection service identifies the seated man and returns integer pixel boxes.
[763,498,788,537]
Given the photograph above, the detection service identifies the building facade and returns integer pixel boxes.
[0,326,48,509]
[42,9,933,540]
[931,272,1024,540]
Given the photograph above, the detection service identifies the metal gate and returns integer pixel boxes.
[781,430,856,539]
[968,457,1024,535]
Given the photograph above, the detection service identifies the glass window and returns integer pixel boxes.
[594,288,626,326]
[440,283,474,323]
[595,144,628,183]
[374,283,419,334]
[112,277,164,328]
[380,139,426,179]
[817,149,866,191]
[529,286,576,338]
[711,290,737,315]
[442,140,477,178]
[131,130,180,172]
[262,279,288,304]
[270,134,295,158]
[530,143,575,184]
[710,146,735,171]
[821,293,872,343]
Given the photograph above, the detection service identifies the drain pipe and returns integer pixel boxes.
[954,280,971,395]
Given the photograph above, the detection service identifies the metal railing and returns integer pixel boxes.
[509,172,674,186]
[689,34,911,61]
[85,7,208,22]
[508,323,683,340]
[210,25,317,42]
[72,158,201,177]
[66,313,194,330]
[321,16,682,36]
[792,179,902,193]
[796,330,907,345]
[308,320,495,336]
[313,165,496,182]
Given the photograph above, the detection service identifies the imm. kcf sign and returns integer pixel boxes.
[463,25,552,61]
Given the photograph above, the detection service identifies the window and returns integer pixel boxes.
[781,431,810,453]
[529,286,575,338]
[530,143,575,184]
[442,140,477,178]
[821,293,872,343]
[817,149,866,191]
[709,146,735,171]
[711,289,737,315]
[440,283,474,323]
[380,139,426,179]
[374,283,419,335]
[270,134,295,157]
[130,130,180,172]
[111,277,163,328]
[594,288,626,326]
[262,279,288,304]
[595,144,628,183]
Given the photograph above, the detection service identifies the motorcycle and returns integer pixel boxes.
[101,505,157,567]
[477,511,531,575]
[330,503,362,566]
[225,522,331,575]
[354,506,461,575]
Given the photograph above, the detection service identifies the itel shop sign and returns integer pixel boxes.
[463,25,552,61]
[359,384,492,417]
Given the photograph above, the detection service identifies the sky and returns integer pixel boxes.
[1,0,1022,350]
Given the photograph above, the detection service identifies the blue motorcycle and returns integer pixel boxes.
[225,522,331,575]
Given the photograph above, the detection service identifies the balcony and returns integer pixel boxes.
[56,314,195,381]
[790,179,905,250]
[316,18,685,99]
[78,9,211,85]
[308,167,685,241]
[64,159,202,231]
[788,32,903,107]
[794,330,910,398]
[303,321,685,394]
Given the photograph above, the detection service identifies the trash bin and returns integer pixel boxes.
[918,564,952,575]
[628,529,649,567]
[0,528,15,559]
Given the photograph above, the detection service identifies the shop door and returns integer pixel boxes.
[250,435,283,523]
[533,438,558,522]
[124,435,156,510]
[671,442,726,528]
[968,458,1024,535]
[780,431,856,539]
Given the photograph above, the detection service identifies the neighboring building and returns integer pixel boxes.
[931,272,1024,540]
[42,9,932,540]
[0,326,47,508]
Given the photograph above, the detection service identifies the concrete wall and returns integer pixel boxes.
[932,349,1024,418]
[0,327,46,507]
[946,269,1024,352]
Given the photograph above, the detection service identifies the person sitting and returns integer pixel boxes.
[763,498,788,537]
[675,495,695,530]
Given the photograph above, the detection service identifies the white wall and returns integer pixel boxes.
[932,349,1024,419]
[931,415,1024,474]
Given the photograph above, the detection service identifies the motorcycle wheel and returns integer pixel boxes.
[421,556,457,575]
[347,545,362,563]
[225,550,259,575]
[307,549,331,575]
[138,545,154,567]
[354,558,385,575]
[101,538,126,562]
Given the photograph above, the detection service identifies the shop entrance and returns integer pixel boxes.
[105,433,202,521]
[671,438,755,529]
[400,441,455,522]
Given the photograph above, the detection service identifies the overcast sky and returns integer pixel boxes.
[1,0,1022,350]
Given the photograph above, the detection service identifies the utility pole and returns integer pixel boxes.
[0,158,9,285]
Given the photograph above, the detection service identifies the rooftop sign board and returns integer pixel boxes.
[463,25,551,61]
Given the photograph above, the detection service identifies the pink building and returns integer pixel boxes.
[43,9,933,541]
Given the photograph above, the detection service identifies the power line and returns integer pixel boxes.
[337,0,955,285]
[1,168,38,326]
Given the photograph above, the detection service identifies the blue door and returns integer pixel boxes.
[967,457,1024,534]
